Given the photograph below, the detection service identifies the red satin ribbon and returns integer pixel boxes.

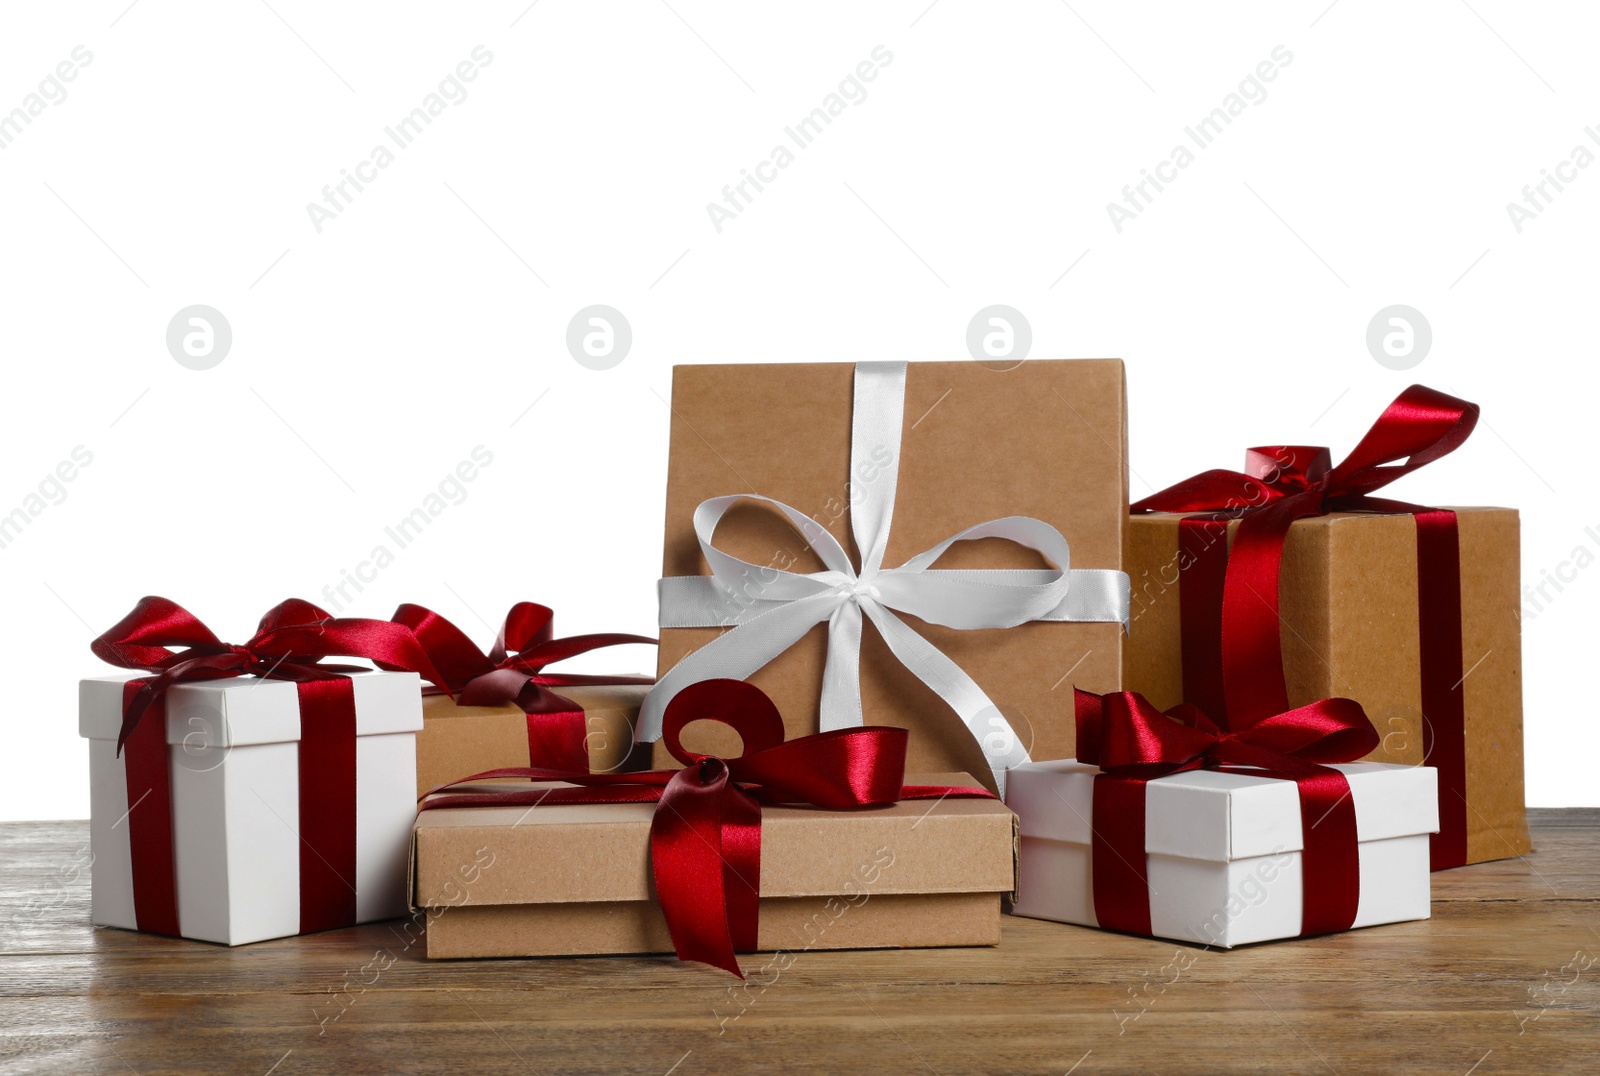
[91,596,447,937]
[1075,689,1379,939]
[1133,385,1478,870]
[419,678,994,977]
[391,602,655,772]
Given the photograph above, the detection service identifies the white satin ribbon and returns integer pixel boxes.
[638,361,1130,793]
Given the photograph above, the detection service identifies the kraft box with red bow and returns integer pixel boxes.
[80,597,447,945]
[1122,386,1526,870]
[1005,691,1439,947]
[409,680,1017,974]
[391,602,656,796]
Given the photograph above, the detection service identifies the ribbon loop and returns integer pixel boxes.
[255,597,336,633]
[660,677,787,767]
[494,600,557,659]
[91,595,229,673]
[1328,385,1479,496]
[1089,691,1219,772]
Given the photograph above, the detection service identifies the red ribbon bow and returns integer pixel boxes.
[92,596,448,937]
[1075,689,1379,939]
[96,596,448,753]
[1132,384,1477,870]
[420,678,993,977]
[390,602,655,771]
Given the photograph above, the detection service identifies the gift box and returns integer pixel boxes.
[393,602,656,796]
[411,679,1017,970]
[1006,757,1437,947]
[644,360,1132,793]
[81,670,423,945]
[1124,507,1526,868]
[1004,689,1438,946]
[416,684,650,797]
[1121,387,1527,869]
[412,771,1016,960]
[83,597,445,945]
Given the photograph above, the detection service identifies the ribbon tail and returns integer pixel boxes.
[860,604,1030,796]
[650,763,761,977]
[818,600,865,733]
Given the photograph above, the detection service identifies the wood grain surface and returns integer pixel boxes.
[1,811,1595,1074]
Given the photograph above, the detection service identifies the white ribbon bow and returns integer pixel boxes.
[637,361,1130,793]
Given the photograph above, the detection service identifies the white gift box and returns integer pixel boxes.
[1005,760,1438,947]
[80,670,423,945]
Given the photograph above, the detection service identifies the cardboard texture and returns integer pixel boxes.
[411,773,1018,959]
[414,682,651,797]
[80,670,422,945]
[656,361,1129,786]
[1122,507,1529,866]
[1007,759,1438,947]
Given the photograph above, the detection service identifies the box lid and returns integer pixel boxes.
[1006,759,1438,862]
[79,670,423,746]
[412,772,1018,908]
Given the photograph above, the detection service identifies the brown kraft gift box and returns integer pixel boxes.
[410,774,1018,959]
[654,360,1129,786]
[1123,507,1530,866]
[414,683,651,797]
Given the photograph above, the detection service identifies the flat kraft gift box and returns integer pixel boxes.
[1124,507,1527,868]
[411,773,1018,959]
[393,601,656,796]
[644,360,1131,792]
[415,683,651,797]
[81,670,422,945]
[1007,758,1438,947]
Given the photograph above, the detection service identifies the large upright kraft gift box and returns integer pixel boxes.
[652,360,1129,787]
[1123,507,1528,866]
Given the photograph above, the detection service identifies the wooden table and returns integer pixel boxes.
[3,811,1596,1074]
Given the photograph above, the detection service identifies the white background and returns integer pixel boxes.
[2,1,1594,819]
